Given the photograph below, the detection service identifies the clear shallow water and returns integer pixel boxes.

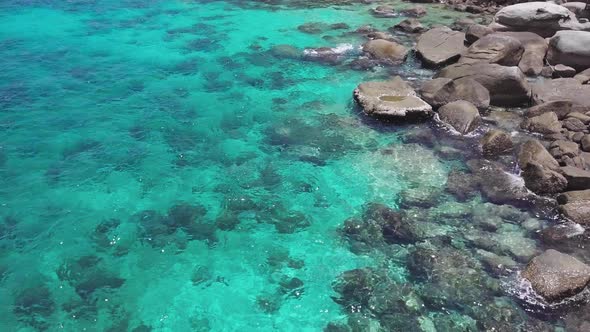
[0,1,576,331]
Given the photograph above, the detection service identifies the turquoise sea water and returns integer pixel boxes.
[0,1,581,331]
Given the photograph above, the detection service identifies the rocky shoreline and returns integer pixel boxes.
[352,0,590,309]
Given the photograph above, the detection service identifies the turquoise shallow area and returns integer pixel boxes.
[0,1,560,331]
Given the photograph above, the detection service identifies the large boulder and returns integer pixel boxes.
[436,63,531,106]
[547,31,590,71]
[522,249,590,302]
[353,77,433,120]
[496,32,548,76]
[416,27,467,67]
[363,39,408,64]
[458,34,524,66]
[438,100,481,135]
[419,77,490,111]
[531,78,590,106]
[492,2,582,38]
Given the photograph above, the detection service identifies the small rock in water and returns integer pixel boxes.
[522,249,590,302]
[481,129,513,156]
[392,18,425,33]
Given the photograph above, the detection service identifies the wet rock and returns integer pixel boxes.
[561,165,590,190]
[436,62,531,106]
[366,31,396,41]
[400,5,427,17]
[362,39,408,64]
[522,249,590,302]
[553,64,577,78]
[492,2,581,38]
[481,129,513,156]
[393,18,425,33]
[353,77,433,120]
[521,162,568,194]
[438,100,481,135]
[416,27,467,67]
[468,159,533,206]
[520,112,562,135]
[419,77,490,111]
[547,31,590,71]
[458,33,524,66]
[560,202,590,225]
[541,221,585,244]
[303,47,345,65]
[371,5,396,18]
[465,24,493,44]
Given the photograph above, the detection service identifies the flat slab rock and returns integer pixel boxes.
[416,27,466,67]
[522,249,590,302]
[353,77,433,120]
[532,78,590,107]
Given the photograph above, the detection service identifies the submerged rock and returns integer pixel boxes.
[353,77,433,120]
[522,249,590,302]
